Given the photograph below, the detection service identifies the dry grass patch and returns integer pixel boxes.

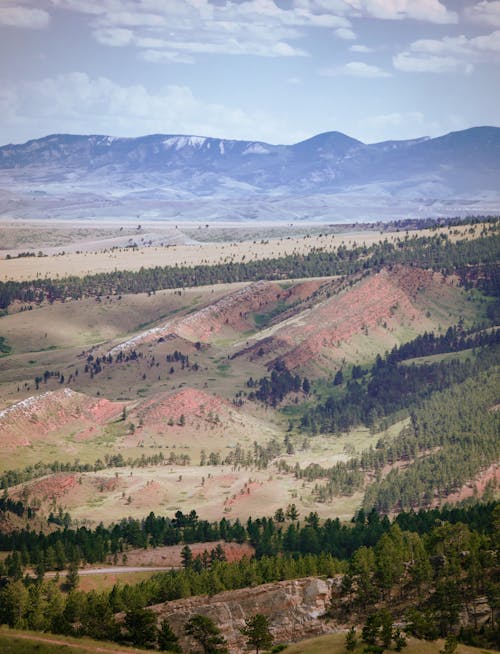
[0,222,487,282]
[285,635,496,654]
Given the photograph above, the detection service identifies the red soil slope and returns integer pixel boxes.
[0,388,124,448]
[131,387,233,428]
[241,266,443,370]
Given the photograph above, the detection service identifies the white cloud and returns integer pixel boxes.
[319,61,391,77]
[46,0,352,61]
[465,1,500,27]
[140,50,195,65]
[394,30,500,73]
[92,26,133,47]
[0,5,50,29]
[335,27,356,40]
[350,0,458,24]
[393,52,470,73]
[350,44,373,52]
[0,72,305,145]
[359,110,442,142]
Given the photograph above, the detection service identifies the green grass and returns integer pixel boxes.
[401,349,475,366]
[252,300,296,329]
[216,362,231,376]
[0,336,12,357]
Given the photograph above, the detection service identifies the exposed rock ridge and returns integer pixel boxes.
[108,280,287,354]
[151,576,337,652]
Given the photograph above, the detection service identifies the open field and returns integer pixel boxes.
[0,221,489,282]
[10,456,365,525]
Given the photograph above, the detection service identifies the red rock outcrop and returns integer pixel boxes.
[109,279,326,354]
[240,266,443,370]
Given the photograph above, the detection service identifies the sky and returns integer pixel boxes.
[0,0,499,145]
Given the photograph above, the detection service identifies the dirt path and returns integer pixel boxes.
[2,631,142,653]
[44,565,176,577]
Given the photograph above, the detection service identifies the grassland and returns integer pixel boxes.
[284,634,496,654]
[0,220,496,529]
[0,221,487,282]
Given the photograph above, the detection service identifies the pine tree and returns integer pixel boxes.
[185,614,228,654]
[345,626,357,652]
[158,618,182,652]
[181,544,193,568]
[124,607,158,648]
[65,561,79,591]
[393,628,407,651]
[240,613,273,654]
[440,634,458,654]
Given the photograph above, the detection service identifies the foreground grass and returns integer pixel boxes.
[0,627,148,653]
[284,634,496,654]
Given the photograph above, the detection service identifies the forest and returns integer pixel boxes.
[0,502,498,650]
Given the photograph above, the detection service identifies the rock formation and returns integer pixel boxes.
[151,576,338,652]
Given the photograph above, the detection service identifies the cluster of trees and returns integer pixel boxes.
[1,495,496,577]
[201,438,284,470]
[1,227,498,310]
[332,515,500,647]
[346,610,407,653]
[246,361,310,406]
[284,357,499,511]
[384,325,499,364]
[362,368,499,512]
[296,336,498,435]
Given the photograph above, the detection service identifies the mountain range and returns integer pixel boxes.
[0,126,499,221]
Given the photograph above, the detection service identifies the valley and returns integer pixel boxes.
[0,216,498,653]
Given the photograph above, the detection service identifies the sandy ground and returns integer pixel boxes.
[0,222,486,282]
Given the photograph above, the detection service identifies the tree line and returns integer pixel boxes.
[0,229,498,310]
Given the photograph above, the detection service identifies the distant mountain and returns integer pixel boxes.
[0,126,499,221]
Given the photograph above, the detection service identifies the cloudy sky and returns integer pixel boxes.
[0,0,499,145]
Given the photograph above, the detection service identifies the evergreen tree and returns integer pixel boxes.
[240,613,273,654]
[393,628,407,652]
[123,607,158,648]
[440,634,458,654]
[65,561,79,592]
[345,626,357,652]
[181,544,193,569]
[158,618,182,653]
[185,614,228,654]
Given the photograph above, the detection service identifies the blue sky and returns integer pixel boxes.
[0,0,499,145]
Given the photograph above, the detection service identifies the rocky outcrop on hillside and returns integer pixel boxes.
[151,576,337,652]
[237,266,446,371]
